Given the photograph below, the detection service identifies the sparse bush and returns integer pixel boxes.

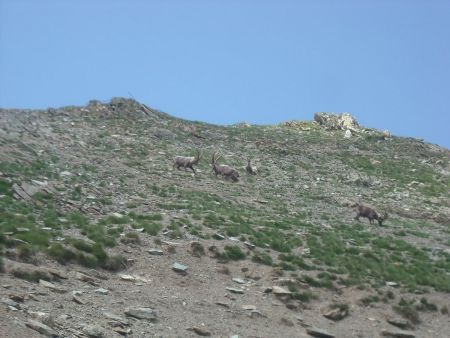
[101,254,125,271]
[386,290,395,300]
[302,275,322,287]
[17,244,34,261]
[292,290,316,302]
[441,306,449,315]
[12,268,51,283]
[416,297,438,312]
[136,221,162,236]
[358,294,380,306]
[68,238,94,253]
[67,212,89,227]
[99,215,130,225]
[218,245,246,261]
[47,244,76,264]
[252,251,273,266]
[189,242,205,257]
[121,232,141,244]
[279,254,310,270]
[393,298,421,324]
[76,252,98,268]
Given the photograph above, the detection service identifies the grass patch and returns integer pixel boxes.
[218,245,246,261]
[252,251,273,266]
[12,268,52,283]
[393,298,421,324]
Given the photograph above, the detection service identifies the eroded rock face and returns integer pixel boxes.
[314,112,360,132]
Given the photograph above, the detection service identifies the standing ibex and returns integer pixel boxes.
[173,150,202,174]
[354,204,388,226]
[245,158,257,175]
[211,153,240,182]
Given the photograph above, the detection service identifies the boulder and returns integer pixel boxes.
[314,112,360,132]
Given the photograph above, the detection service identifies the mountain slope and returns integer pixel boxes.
[1,98,449,337]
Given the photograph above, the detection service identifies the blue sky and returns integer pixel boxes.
[1,1,449,148]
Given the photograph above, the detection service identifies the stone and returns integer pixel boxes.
[120,274,136,282]
[8,294,25,303]
[103,312,130,326]
[381,329,416,338]
[147,249,164,255]
[2,297,20,309]
[344,129,352,138]
[72,294,85,304]
[172,262,188,274]
[386,281,399,287]
[314,112,360,132]
[125,307,158,321]
[83,324,107,338]
[39,280,67,293]
[249,310,267,318]
[94,288,109,295]
[74,271,98,285]
[213,233,226,240]
[28,311,53,326]
[243,241,255,250]
[306,326,335,338]
[215,302,230,308]
[48,269,68,279]
[232,278,246,284]
[241,305,256,311]
[272,286,292,295]
[113,327,132,335]
[225,287,245,294]
[191,326,212,336]
[387,318,411,329]
[25,319,59,337]
[274,278,297,286]
[322,305,349,321]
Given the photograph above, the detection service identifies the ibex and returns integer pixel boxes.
[211,153,240,182]
[245,158,257,175]
[354,204,388,226]
[173,150,202,174]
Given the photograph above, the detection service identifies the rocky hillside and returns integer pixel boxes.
[0,98,449,338]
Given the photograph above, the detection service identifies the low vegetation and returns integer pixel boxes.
[1,98,449,337]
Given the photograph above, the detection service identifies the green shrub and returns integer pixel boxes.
[76,252,98,268]
[17,244,34,261]
[12,268,51,283]
[279,254,311,270]
[101,254,125,271]
[416,297,438,312]
[67,212,89,227]
[134,221,162,236]
[359,294,380,306]
[252,251,273,266]
[0,179,13,196]
[47,244,76,264]
[292,290,316,302]
[218,245,246,261]
[15,231,50,248]
[393,298,421,324]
